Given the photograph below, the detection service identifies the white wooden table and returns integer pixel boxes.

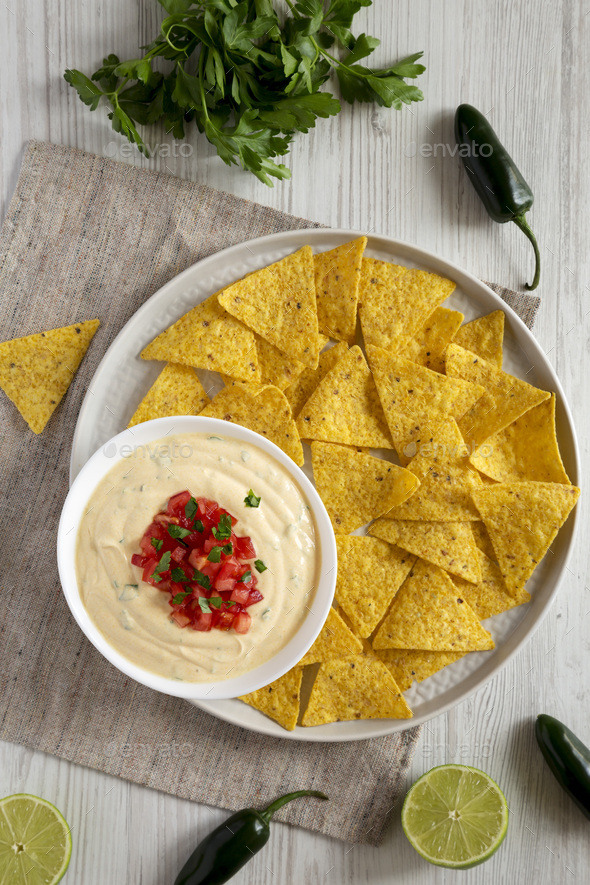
[2,1,589,882]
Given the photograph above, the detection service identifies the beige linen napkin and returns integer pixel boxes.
[0,141,540,846]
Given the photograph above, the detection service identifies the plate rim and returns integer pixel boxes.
[69,227,581,742]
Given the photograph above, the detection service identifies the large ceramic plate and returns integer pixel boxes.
[71,229,580,742]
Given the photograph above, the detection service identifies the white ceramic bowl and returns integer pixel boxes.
[57,416,337,699]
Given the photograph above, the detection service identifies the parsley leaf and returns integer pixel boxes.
[152,550,171,583]
[185,496,198,521]
[198,596,212,614]
[167,524,193,540]
[207,542,233,563]
[193,570,212,590]
[212,513,232,540]
[151,537,163,552]
[208,596,224,609]
[238,570,252,583]
[171,567,191,583]
[254,559,268,573]
[172,590,191,605]
[244,489,261,508]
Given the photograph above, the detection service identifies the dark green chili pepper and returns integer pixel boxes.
[535,714,590,821]
[455,103,540,290]
[174,789,328,885]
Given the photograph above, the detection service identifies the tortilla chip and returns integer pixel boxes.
[284,341,348,418]
[335,536,416,638]
[451,550,530,620]
[296,345,393,448]
[470,395,571,484]
[301,656,412,725]
[385,418,483,521]
[200,382,303,465]
[399,307,464,372]
[314,237,367,343]
[255,334,329,392]
[0,319,100,434]
[239,667,303,731]
[358,259,455,350]
[372,559,494,652]
[141,292,259,382]
[375,649,465,692]
[127,363,210,427]
[218,246,320,369]
[471,482,580,595]
[366,345,484,464]
[445,344,551,447]
[311,441,419,533]
[299,607,363,666]
[454,310,505,369]
[370,519,482,584]
[471,521,497,561]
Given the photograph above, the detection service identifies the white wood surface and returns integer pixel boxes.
[1,1,589,882]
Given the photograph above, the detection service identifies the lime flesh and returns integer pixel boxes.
[401,764,508,869]
[0,794,72,884]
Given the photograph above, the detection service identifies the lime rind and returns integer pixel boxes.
[401,764,508,869]
[0,794,72,884]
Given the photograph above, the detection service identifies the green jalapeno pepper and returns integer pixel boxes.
[174,789,328,885]
[535,714,590,821]
[455,103,540,290]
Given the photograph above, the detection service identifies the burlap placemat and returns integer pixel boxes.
[0,140,540,846]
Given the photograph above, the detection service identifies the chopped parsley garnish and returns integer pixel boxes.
[244,489,261,508]
[167,524,193,540]
[208,596,224,609]
[151,537,163,552]
[193,570,211,590]
[171,567,190,583]
[198,596,212,614]
[172,591,191,605]
[207,542,233,563]
[185,496,198,521]
[152,550,171,583]
[194,519,205,533]
[254,559,267,573]
[212,513,232,540]
[238,570,252,583]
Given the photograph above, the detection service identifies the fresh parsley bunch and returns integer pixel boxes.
[64,0,425,185]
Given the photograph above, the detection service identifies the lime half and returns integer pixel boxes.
[0,794,72,884]
[401,764,508,869]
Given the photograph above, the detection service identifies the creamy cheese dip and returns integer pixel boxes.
[76,432,319,682]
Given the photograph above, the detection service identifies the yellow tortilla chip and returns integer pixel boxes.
[299,607,363,666]
[366,345,484,465]
[311,441,419,534]
[200,382,303,465]
[239,667,303,731]
[375,649,465,692]
[255,334,329,392]
[369,519,482,584]
[452,550,530,620]
[0,319,100,434]
[314,237,367,343]
[296,345,393,448]
[218,246,320,369]
[141,292,259,382]
[284,341,348,418]
[454,310,505,369]
[372,559,494,652]
[471,521,497,561]
[301,656,412,725]
[398,307,464,372]
[470,395,571,484]
[445,343,551,447]
[127,363,210,427]
[335,536,416,638]
[385,419,483,521]
[358,259,455,350]
[471,482,580,595]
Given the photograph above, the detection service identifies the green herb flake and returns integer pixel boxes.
[168,524,193,540]
[185,496,198,521]
[238,570,252,583]
[244,489,261,508]
[193,570,212,590]
[198,596,212,614]
[208,596,224,609]
[151,537,163,552]
[172,590,192,605]
[152,550,171,583]
[212,513,232,541]
[171,567,191,583]
[194,519,205,533]
[254,559,268,573]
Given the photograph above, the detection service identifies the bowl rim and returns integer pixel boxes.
[57,415,337,699]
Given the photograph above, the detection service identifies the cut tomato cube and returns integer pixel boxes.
[171,545,187,563]
[170,610,191,628]
[245,588,264,607]
[167,490,192,516]
[199,562,221,580]
[192,611,213,631]
[131,553,148,569]
[233,612,251,634]
[188,549,208,571]
[234,536,256,560]
[230,585,250,605]
[142,558,160,584]
[217,611,235,631]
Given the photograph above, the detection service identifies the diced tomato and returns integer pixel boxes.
[192,611,213,632]
[167,490,192,516]
[203,538,219,554]
[199,562,221,580]
[246,588,264,606]
[217,611,235,631]
[131,553,148,568]
[229,584,250,605]
[142,558,160,584]
[170,545,187,563]
[233,612,251,634]
[186,531,204,548]
[170,611,191,628]
[188,549,208,571]
[233,536,256,560]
